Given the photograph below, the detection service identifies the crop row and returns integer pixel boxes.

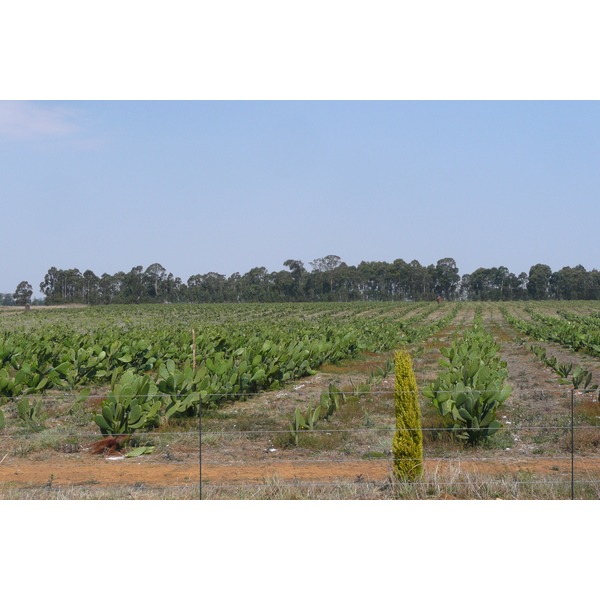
[423,308,511,443]
[500,306,600,357]
[0,303,457,407]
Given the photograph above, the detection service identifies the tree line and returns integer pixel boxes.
[9,256,600,306]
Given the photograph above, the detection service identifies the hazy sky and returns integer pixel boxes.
[1,100,599,295]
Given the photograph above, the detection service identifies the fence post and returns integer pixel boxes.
[571,388,574,500]
[199,405,203,500]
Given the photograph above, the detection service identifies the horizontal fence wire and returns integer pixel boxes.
[200,456,581,465]
[202,480,600,489]
[0,432,200,438]
[200,425,595,434]
[2,389,579,400]
[2,424,598,437]
[0,455,585,466]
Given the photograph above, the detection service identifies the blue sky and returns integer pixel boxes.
[1,100,599,295]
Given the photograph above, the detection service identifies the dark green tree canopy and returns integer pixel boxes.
[14,281,33,306]
[31,258,600,305]
[527,264,553,300]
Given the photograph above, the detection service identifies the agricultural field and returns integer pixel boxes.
[1,300,600,499]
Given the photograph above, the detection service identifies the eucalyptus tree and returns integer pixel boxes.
[434,258,460,300]
[187,272,227,303]
[14,281,33,306]
[391,258,420,301]
[356,261,383,300]
[493,266,510,299]
[39,267,84,303]
[144,263,167,300]
[283,259,307,300]
[226,272,242,302]
[504,271,527,300]
[550,265,593,300]
[0,293,15,306]
[272,268,294,301]
[98,273,119,304]
[40,267,59,302]
[119,266,146,304]
[464,268,493,300]
[406,260,435,301]
[589,270,600,299]
[163,272,184,302]
[238,267,273,302]
[336,263,362,301]
[527,264,552,300]
[309,255,342,297]
[82,269,100,304]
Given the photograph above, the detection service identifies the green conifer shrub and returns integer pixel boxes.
[392,350,423,480]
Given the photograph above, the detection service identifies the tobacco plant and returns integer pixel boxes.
[94,371,163,435]
[423,320,511,444]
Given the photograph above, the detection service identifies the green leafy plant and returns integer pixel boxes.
[570,366,598,390]
[527,343,597,390]
[94,371,163,435]
[319,384,343,419]
[17,397,45,430]
[289,402,321,446]
[556,362,574,379]
[423,320,511,444]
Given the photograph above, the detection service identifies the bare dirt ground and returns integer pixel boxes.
[0,457,199,487]
[0,304,89,312]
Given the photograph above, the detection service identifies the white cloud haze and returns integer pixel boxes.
[0,101,82,140]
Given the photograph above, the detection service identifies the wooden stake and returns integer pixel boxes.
[192,328,197,371]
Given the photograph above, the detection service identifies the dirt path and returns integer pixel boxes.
[0,457,199,487]
[2,454,598,489]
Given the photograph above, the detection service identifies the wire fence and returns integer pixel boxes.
[1,388,599,499]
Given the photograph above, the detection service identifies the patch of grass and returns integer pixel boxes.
[362,451,389,459]
[212,413,280,433]
[575,399,600,423]
[201,409,238,421]
[201,433,223,446]
[202,468,597,500]
[561,426,600,452]
[296,430,348,452]
[0,485,200,500]
[420,404,455,449]
[335,398,366,426]
[160,416,199,433]
[66,402,95,427]
[482,427,514,449]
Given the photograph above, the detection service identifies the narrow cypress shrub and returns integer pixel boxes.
[392,350,423,480]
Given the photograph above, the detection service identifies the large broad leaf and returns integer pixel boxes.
[458,407,472,422]
[94,414,111,432]
[158,363,170,380]
[250,369,266,383]
[486,420,501,435]
[126,446,154,457]
[454,392,468,408]
[497,385,512,404]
